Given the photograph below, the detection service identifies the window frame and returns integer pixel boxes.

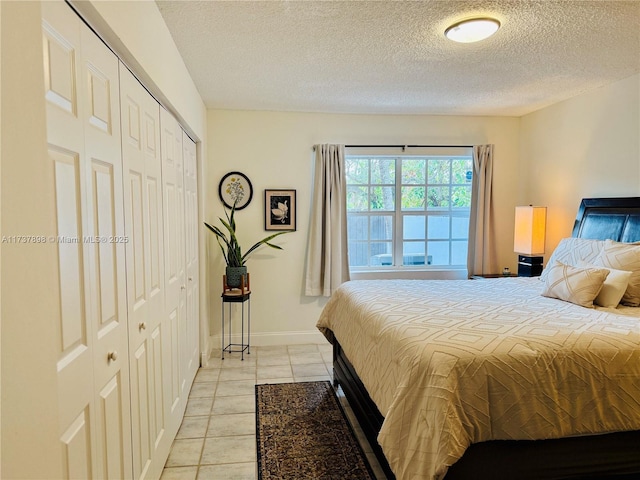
[345,146,473,275]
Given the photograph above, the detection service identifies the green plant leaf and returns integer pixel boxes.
[204,201,291,268]
[242,231,290,261]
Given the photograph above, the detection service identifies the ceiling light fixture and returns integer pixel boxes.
[445,17,500,43]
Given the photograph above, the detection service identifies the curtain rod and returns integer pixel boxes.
[313,144,473,151]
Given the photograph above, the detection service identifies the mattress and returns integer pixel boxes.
[316,278,640,480]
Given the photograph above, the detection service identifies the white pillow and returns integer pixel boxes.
[541,260,609,308]
[540,237,605,282]
[592,239,640,306]
[578,260,632,308]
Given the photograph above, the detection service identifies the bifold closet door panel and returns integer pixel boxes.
[120,63,170,480]
[80,23,133,480]
[160,107,187,431]
[42,2,132,478]
[183,133,199,385]
[42,5,96,476]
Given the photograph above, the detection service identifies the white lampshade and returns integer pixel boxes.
[445,18,501,43]
[514,206,547,255]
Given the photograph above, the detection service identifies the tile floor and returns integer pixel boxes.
[160,343,387,480]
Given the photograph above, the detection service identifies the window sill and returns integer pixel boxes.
[349,269,467,281]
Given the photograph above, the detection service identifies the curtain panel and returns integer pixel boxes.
[467,144,497,276]
[304,144,350,296]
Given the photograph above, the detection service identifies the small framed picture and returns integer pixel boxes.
[265,189,296,231]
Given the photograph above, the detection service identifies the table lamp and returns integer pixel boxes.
[514,206,547,276]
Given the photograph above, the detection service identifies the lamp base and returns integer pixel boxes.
[518,255,543,277]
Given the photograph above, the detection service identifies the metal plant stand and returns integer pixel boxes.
[221,273,251,360]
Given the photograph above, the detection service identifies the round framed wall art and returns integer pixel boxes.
[218,171,253,210]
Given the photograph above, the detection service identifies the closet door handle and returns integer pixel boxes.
[139,322,147,331]
[107,351,118,362]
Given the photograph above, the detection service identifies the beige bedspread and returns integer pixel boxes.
[316,278,640,480]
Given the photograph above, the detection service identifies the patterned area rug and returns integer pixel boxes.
[256,381,375,479]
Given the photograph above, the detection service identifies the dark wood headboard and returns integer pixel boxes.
[571,197,640,242]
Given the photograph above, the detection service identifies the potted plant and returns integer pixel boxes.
[204,201,290,288]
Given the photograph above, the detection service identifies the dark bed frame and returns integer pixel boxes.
[333,197,640,480]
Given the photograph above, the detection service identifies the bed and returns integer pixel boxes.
[317,197,640,480]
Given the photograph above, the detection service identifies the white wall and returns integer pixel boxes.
[520,74,640,254]
[206,110,521,346]
[1,2,63,477]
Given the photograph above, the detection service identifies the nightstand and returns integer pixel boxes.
[518,255,544,277]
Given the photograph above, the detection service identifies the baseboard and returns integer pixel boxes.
[199,333,212,367]
[200,351,210,368]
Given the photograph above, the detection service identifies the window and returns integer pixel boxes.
[345,148,473,270]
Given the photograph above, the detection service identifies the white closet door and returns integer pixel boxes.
[183,133,199,385]
[120,64,170,480]
[80,21,133,480]
[43,5,96,476]
[160,108,187,429]
[43,4,201,479]
[42,3,132,478]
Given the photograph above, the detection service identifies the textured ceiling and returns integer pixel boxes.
[156,1,640,116]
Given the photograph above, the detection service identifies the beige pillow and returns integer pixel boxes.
[540,237,605,281]
[541,261,609,308]
[578,261,632,308]
[592,240,640,306]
